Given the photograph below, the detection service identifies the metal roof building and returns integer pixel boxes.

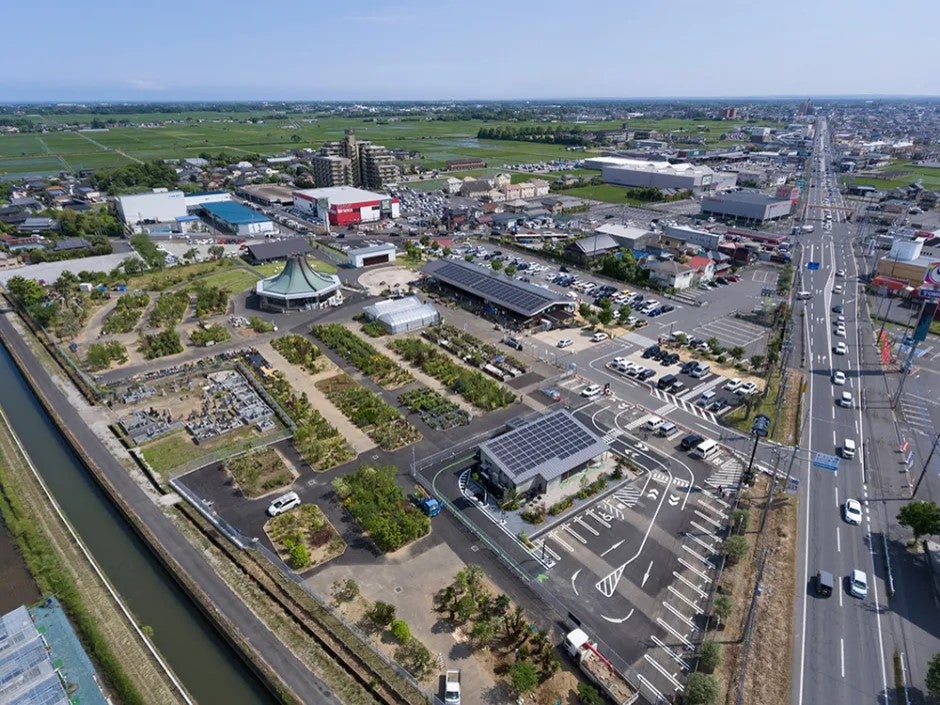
[244,238,314,262]
[479,409,608,495]
[700,190,792,222]
[363,295,439,334]
[346,243,397,268]
[200,201,276,236]
[422,259,572,323]
[255,255,342,312]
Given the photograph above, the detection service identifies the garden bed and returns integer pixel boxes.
[387,338,516,411]
[224,447,293,499]
[316,374,421,451]
[272,334,323,374]
[311,324,413,389]
[102,293,149,334]
[398,387,470,430]
[423,323,527,379]
[147,291,189,327]
[265,504,346,570]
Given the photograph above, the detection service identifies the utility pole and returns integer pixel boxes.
[912,433,940,499]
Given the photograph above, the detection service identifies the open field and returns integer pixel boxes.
[188,267,262,294]
[848,160,940,191]
[554,182,659,205]
[0,114,777,177]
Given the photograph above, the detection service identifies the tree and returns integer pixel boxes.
[926,653,940,699]
[505,263,517,277]
[183,247,198,262]
[712,594,732,624]
[685,672,720,705]
[509,660,538,694]
[455,595,476,623]
[707,336,721,353]
[897,501,940,541]
[287,541,310,569]
[490,258,504,271]
[698,640,722,673]
[598,298,614,326]
[723,535,749,565]
[749,354,765,371]
[618,304,632,322]
[208,244,225,259]
[470,616,497,645]
[577,682,604,705]
[290,133,302,143]
[330,578,359,605]
[390,619,411,643]
[729,345,746,360]
[366,601,396,628]
[578,302,592,319]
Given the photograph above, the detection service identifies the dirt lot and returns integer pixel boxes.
[357,266,420,296]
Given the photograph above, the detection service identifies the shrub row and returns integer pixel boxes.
[311,324,412,388]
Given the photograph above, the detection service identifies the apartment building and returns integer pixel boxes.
[314,129,400,189]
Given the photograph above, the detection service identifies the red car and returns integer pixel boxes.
[726,274,741,282]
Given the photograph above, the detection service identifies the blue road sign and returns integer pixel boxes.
[807,262,820,271]
[813,452,840,471]
[786,477,800,494]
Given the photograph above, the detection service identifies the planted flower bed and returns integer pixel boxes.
[311,323,413,389]
[422,323,526,379]
[399,387,470,430]
[316,374,421,451]
[272,334,322,374]
[388,338,516,411]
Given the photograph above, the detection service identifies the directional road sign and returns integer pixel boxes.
[807,262,821,271]
[786,477,800,494]
[812,452,840,471]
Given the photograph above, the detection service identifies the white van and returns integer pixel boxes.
[689,364,710,379]
[842,438,856,459]
[797,291,813,300]
[644,416,665,432]
[691,438,720,460]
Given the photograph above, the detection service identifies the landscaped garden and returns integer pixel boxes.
[388,338,517,411]
[138,328,183,359]
[85,341,128,371]
[224,447,293,498]
[190,323,231,347]
[102,293,149,334]
[423,323,527,378]
[265,504,345,570]
[331,464,429,553]
[311,324,413,389]
[272,334,323,374]
[316,374,421,451]
[147,291,189,327]
[189,283,230,317]
[398,388,470,430]
[250,369,355,471]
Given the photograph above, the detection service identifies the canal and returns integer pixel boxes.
[0,343,275,705]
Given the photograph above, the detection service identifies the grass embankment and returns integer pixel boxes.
[0,411,186,705]
[725,369,803,445]
[714,474,798,705]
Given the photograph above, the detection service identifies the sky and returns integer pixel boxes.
[3,0,938,101]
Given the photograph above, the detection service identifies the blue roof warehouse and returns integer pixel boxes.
[199,201,276,237]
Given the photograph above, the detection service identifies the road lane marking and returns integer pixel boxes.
[678,558,712,582]
[836,527,841,553]
[681,544,714,567]
[642,560,653,588]
[571,569,580,596]
[840,638,845,678]
[654,620,694,650]
[563,524,587,544]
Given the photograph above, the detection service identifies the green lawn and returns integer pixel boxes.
[189,267,261,293]
[253,262,286,277]
[849,160,940,191]
[555,183,656,205]
[140,428,257,477]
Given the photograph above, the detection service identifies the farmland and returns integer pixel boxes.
[0,112,777,177]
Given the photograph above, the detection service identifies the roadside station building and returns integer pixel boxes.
[254,254,342,311]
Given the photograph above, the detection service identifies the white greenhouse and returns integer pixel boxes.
[363,296,440,334]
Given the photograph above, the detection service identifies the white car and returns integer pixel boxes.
[557,338,573,348]
[833,284,843,294]
[834,342,848,355]
[724,378,743,392]
[836,315,846,324]
[611,356,627,366]
[737,381,758,396]
[843,499,863,525]
[834,325,846,337]
[581,384,602,398]
[836,269,845,278]
[267,491,301,517]
[591,332,608,342]
[832,370,846,385]
[849,569,868,599]
[838,390,854,408]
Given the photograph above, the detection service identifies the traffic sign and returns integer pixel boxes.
[813,453,840,471]
[919,288,940,300]
[807,262,820,271]
[786,477,800,494]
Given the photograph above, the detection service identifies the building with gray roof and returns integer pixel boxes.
[478,409,609,496]
[255,255,342,312]
[362,295,439,334]
[700,189,792,222]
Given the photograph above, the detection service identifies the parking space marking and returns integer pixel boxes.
[678,557,713,582]
[574,516,600,536]
[651,634,692,671]
[584,509,611,529]
[686,532,718,554]
[681,544,715,567]
[693,509,724,530]
[536,540,561,562]
[654,619,695,650]
[636,673,666,704]
[669,586,704,614]
[663,601,698,629]
[643,653,685,693]
[673,571,709,599]
[563,524,588,544]
[689,521,720,542]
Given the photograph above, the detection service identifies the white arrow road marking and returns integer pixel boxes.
[642,560,654,588]
[571,569,581,597]
[646,488,660,500]
[668,493,680,507]
[600,539,624,558]
[600,609,634,624]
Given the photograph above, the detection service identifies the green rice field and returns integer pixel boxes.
[0,112,774,178]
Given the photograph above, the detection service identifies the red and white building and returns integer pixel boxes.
[292,186,400,226]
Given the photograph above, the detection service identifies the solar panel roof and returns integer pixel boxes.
[422,259,570,318]
[480,409,608,486]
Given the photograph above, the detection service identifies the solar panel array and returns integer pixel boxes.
[425,260,567,317]
[485,411,599,478]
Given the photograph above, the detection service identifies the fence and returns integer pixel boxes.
[170,477,436,702]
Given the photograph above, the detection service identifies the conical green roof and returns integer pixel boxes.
[257,255,341,299]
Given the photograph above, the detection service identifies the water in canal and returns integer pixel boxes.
[0,343,275,705]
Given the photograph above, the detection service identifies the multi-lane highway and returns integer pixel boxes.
[793,119,893,705]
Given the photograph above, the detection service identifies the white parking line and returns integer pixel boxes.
[668,586,704,614]
[678,557,713,582]
[654,619,694,650]
[547,530,575,553]
[690,521,719,541]
[537,541,561,561]
[636,673,666,704]
[663,601,697,628]
[693,509,724,530]
[651,634,691,670]
[585,509,611,529]
[563,524,588,544]
[681,544,714,567]
[686,532,717,554]
[673,572,708,599]
[574,516,600,536]
[695,498,727,520]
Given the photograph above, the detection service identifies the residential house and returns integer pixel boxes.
[645,260,695,290]
[564,234,621,265]
[18,217,59,233]
[686,255,716,283]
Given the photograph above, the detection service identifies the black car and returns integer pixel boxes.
[560,266,569,273]
[681,361,698,374]
[642,345,660,359]
[662,353,680,365]
[833,304,844,314]
[709,398,729,412]
[661,304,675,313]
[653,348,669,360]
[680,433,705,451]
[648,308,663,317]
[638,369,656,381]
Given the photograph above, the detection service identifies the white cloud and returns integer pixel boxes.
[128,78,165,91]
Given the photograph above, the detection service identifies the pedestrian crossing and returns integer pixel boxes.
[705,455,744,492]
[649,388,719,423]
[649,471,691,489]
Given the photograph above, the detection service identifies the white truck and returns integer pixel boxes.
[564,629,638,705]
[444,669,461,705]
